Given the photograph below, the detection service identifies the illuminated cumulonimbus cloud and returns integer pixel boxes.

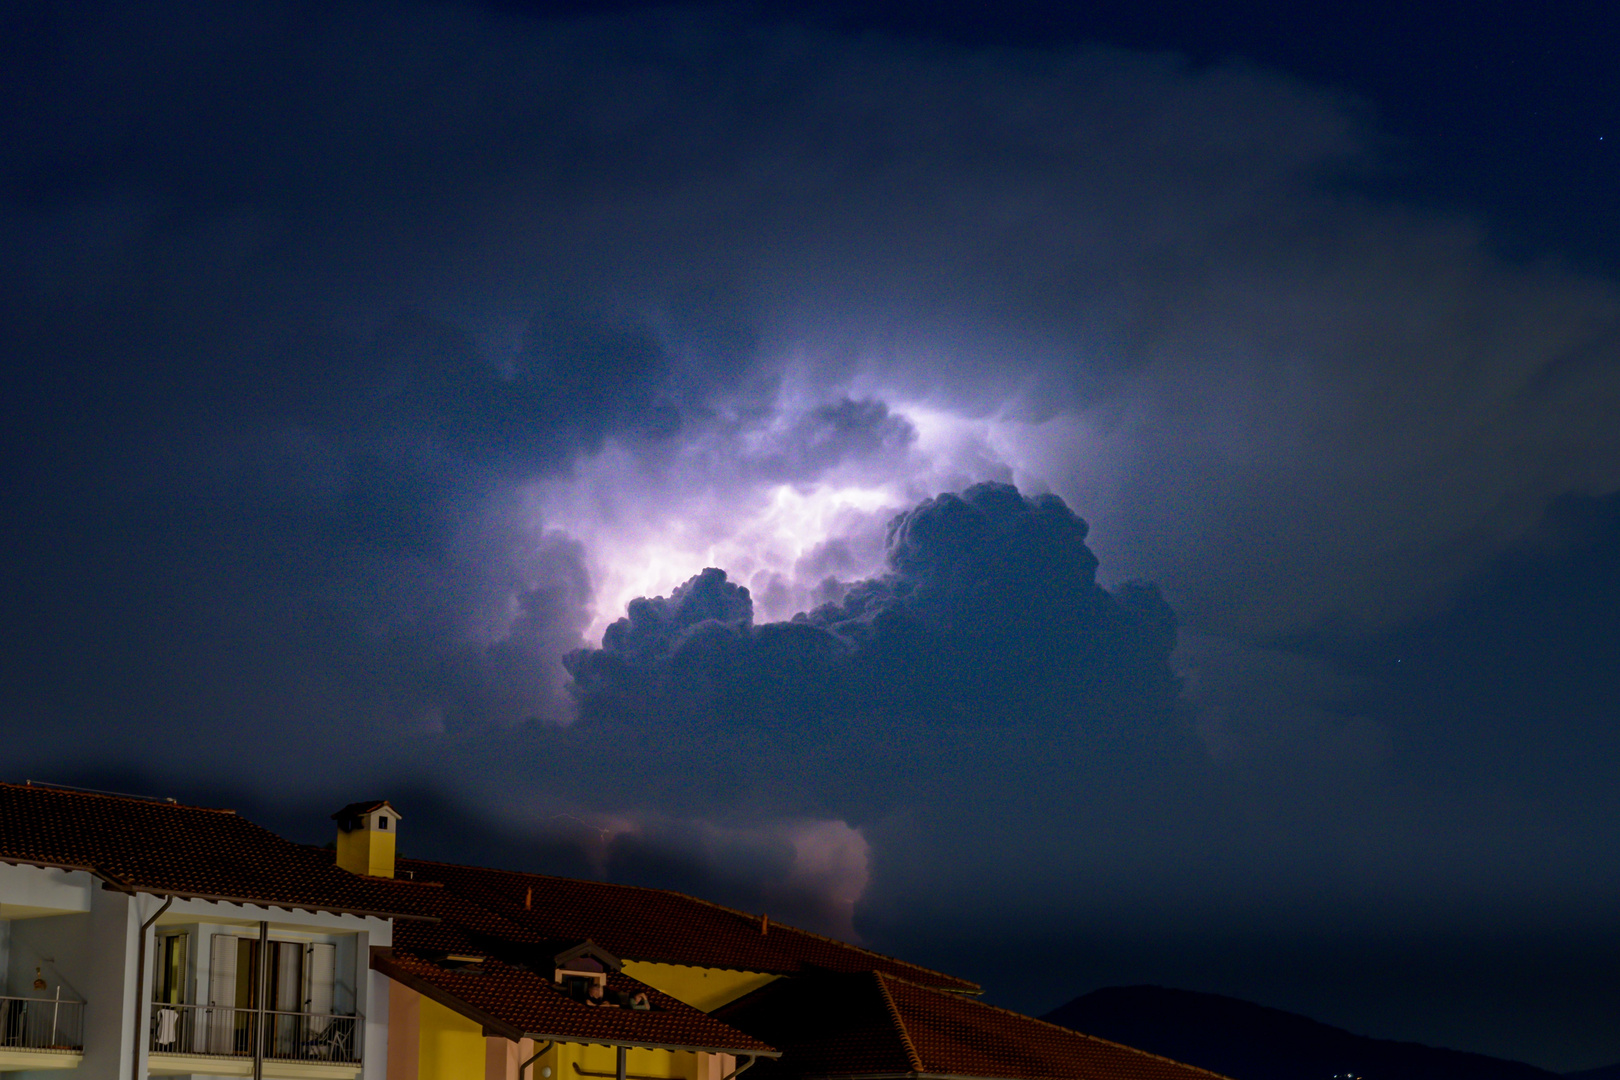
[521,380,1083,643]
[559,475,1180,736]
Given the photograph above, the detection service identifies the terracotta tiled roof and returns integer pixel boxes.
[388,856,979,992]
[0,782,429,919]
[375,950,776,1054]
[715,972,1233,1080]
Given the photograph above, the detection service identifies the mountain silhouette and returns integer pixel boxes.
[1041,985,1581,1080]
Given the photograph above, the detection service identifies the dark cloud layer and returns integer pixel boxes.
[566,483,1178,725]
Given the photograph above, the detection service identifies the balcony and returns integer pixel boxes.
[147,1003,362,1080]
[0,992,85,1070]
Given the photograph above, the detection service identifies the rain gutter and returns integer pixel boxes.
[131,894,175,1080]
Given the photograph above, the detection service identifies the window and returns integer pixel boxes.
[376,815,389,831]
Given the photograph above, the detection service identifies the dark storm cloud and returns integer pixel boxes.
[350,309,678,479]
[1,0,1613,852]
[8,0,1616,691]
[565,482,1178,725]
[1323,490,1620,806]
[376,526,596,730]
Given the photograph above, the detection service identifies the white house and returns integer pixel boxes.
[0,783,416,1080]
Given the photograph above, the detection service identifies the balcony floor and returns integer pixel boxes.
[0,1046,84,1070]
[147,1053,362,1080]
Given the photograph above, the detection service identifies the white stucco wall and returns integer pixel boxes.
[362,940,390,1080]
[0,864,95,920]
[80,887,139,1080]
[2,867,395,1080]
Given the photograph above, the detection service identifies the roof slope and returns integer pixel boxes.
[375,950,775,1055]
[716,971,1232,1080]
[390,856,978,992]
[0,782,426,919]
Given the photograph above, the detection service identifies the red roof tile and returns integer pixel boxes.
[375,950,776,1054]
[0,782,428,919]
[389,857,978,992]
[716,972,1233,1080]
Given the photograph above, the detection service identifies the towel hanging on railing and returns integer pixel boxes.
[155,1008,179,1047]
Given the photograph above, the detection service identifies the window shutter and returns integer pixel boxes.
[305,943,336,1030]
[207,936,241,1053]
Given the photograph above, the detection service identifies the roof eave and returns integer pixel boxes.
[0,855,433,921]
[518,1033,780,1058]
[125,886,436,922]
[797,1073,1039,1080]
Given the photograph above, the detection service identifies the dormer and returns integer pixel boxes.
[551,940,621,999]
[331,799,401,878]
[553,939,621,980]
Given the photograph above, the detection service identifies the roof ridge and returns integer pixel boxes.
[392,856,977,989]
[2,780,238,814]
[870,972,1239,1080]
[302,846,447,886]
[872,970,925,1073]
[660,890,978,989]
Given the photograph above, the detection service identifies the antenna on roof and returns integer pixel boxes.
[23,780,179,804]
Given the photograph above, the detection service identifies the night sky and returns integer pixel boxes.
[4,0,1619,1070]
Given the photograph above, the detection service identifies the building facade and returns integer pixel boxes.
[1,783,1227,1080]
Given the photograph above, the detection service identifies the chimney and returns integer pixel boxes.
[331,800,401,878]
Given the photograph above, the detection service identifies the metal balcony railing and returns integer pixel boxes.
[0,991,85,1052]
[148,1003,361,1064]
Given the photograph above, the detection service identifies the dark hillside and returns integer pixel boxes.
[1043,986,1561,1080]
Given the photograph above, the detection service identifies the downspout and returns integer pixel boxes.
[253,921,269,1080]
[130,894,174,1080]
[518,1040,554,1080]
[719,1056,757,1080]
[616,1046,626,1080]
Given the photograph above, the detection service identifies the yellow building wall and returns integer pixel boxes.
[336,825,397,877]
[620,962,778,1013]
[542,1041,701,1080]
[419,995,487,1080]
